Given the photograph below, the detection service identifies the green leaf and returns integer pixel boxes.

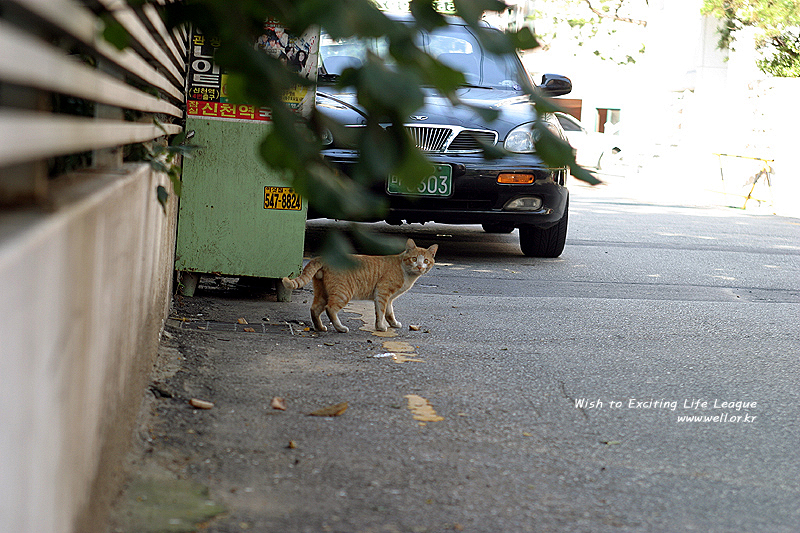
[292,164,388,222]
[477,137,507,160]
[410,0,448,31]
[307,0,394,39]
[533,124,601,186]
[168,174,182,197]
[419,55,467,93]
[156,185,169,213]
[473,27,516,55]
[464,102,500,123]
[348,224,406,255]
[531,92,565,114]
[357,122,401,179]
[533,124,572,162]
[166,144,198,157]
[319,230,359,271]
[509,26,540,51]
[358,57,425,116]
[148,159,170,174]
[101,15,130,50]
[570,164,601,186]
[169,131,188,147]
[259,124,318,175]
[454,0,507,26]
[221,72,249,104]
[393,140,436,191]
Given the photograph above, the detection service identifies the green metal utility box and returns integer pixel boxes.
[176,23,318,298]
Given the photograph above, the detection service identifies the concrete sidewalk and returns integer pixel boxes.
[108,274,442,532]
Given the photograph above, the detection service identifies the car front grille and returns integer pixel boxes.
[406,126,451,152]
[448,130,498,152]
[405,125,497,154]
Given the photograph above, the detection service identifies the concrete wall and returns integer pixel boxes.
[0,164,178,533]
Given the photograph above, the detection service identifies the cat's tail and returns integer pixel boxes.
[282,258,323,290]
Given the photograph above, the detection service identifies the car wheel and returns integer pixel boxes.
[482,223,515,234]
[519,200,568,258]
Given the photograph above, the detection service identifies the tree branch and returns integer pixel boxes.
[581,0,647,26]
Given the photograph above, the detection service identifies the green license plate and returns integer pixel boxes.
[387,165,452,197]
[264,186,302,210]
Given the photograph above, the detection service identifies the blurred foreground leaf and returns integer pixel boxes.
[534,122,600,186]
[156,185,169,213]
[319,230,359,271]
[101,14,130,50]
[155,0,599,259]
[348,224,406,255]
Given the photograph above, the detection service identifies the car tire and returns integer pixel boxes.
[519,200,568,258]
[482,223,515,234]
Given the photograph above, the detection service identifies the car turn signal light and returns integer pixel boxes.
[497,173,535,184]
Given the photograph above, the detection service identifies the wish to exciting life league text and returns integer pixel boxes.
[574,398,758,424]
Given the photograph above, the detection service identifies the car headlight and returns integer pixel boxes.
[504,124,536,153]
[504,120,564,154]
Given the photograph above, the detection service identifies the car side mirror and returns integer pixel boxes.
[539,74,572,97]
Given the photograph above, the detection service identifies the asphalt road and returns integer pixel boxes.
[112,176,800,533]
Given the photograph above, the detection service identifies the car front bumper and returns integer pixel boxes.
[319,150,569,229]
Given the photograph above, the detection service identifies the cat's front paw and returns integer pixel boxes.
[334,324,349,333]
[387,319,401,328]
[375,321,388,332]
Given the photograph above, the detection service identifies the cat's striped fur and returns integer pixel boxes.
[282,238,437,333]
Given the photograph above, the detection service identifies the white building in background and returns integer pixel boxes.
[522,0,729,145]
[374,0,799,214]
[522,0,798,215]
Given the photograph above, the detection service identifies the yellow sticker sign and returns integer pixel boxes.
[264,186,302,210]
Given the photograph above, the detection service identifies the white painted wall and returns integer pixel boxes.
[0,164,177,533]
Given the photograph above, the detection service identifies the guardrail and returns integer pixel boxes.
[0,1,185,532]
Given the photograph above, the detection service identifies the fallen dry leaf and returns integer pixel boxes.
[409,325,421,331]
[189,398,214,410]
[309,402,348,417]
[237,317,248,324]
[243,327,256,332]
[382,340,415,353]
[287,440,297,449]
[270,397,287,410]
[404,394,443,422]
[393,354,424,364]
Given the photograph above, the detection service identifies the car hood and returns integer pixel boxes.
[316,86,536,138]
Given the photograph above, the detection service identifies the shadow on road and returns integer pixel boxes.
[303,219,525,260]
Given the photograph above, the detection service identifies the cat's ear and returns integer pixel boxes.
[406,238,416,251]
[428,244,438,256]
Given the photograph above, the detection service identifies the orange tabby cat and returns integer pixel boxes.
[282,238,438,333]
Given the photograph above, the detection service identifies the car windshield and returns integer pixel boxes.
[319,24,527,90]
